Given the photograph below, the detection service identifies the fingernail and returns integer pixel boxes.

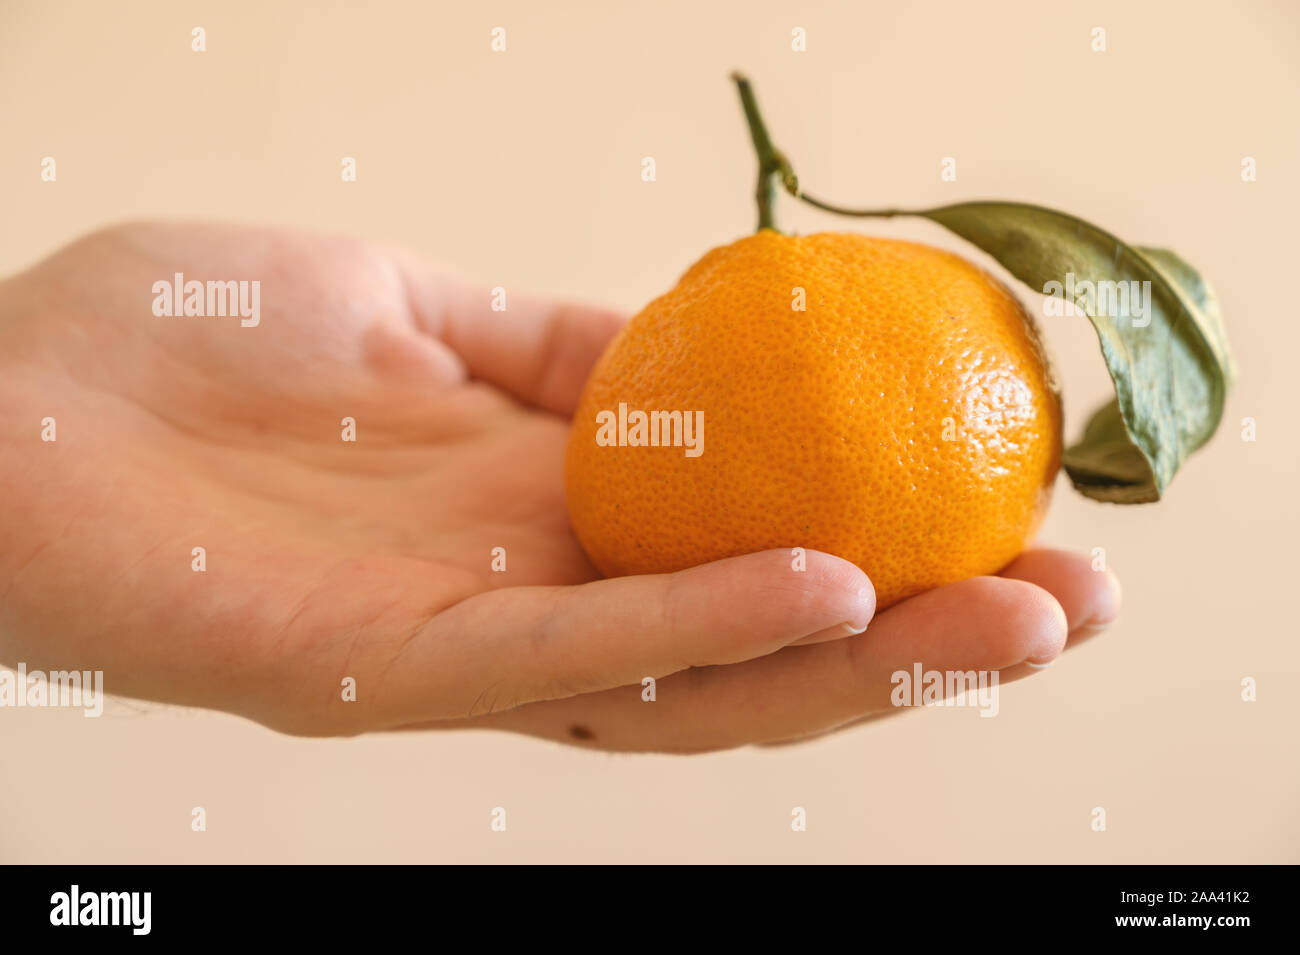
[1069,618,1114,645]
[790,620,869,646]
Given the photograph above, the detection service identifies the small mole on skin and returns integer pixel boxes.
[569,724,595,741]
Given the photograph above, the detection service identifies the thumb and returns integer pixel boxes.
[365,549,875,727]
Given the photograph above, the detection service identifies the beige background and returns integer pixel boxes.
[2,0,1297,863]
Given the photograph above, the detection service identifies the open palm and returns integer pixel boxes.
[0,223,1119,751]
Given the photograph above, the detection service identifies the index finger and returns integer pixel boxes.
[392,250,625,415]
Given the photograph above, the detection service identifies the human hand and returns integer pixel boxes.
[0,223,1119,750]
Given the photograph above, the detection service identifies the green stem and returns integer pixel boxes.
[731,72,793,232]
[732,71,922,227]
[795,193,908,219]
